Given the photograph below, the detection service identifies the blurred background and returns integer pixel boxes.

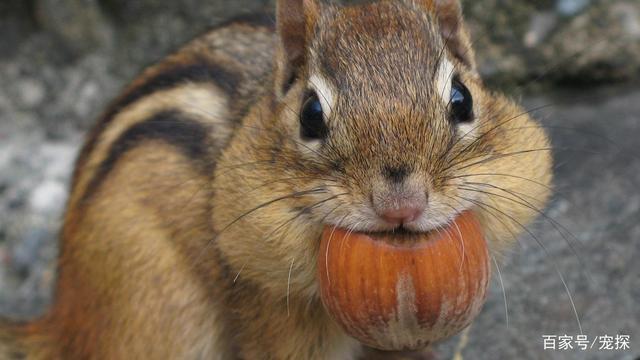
[0,0,638,359]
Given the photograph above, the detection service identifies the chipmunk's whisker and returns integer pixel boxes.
[233,192,348,284]
[196,187,328,264]
[223,175,340,199]
[446,145,600,176]
[287,257,295,317]
[324,213,350,287]
[491,254,509,329]
[233,264,245,284]
[503,125,640,162]
[458,183,592,285]
[263,193,350,244]
[442,172,554,192]
[457,194,583,335]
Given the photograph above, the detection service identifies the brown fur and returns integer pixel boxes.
[1,0,551,359]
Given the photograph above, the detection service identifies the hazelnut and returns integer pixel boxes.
[318,211,490,350]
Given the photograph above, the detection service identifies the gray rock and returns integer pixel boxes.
[556,0,592,16]
[462,0,640,86]
[15,78,47,108]
[34,0,114,55]
[0,2,36,59]
[524,11,559,48]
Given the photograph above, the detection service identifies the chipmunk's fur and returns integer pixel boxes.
[1,0,552,358]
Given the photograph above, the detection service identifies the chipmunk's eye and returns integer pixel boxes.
[300,91,327,140]
[449,79,473,124]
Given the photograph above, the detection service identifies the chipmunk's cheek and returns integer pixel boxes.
[317,211,491,351]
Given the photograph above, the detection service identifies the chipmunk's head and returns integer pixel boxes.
[263,0,551,254]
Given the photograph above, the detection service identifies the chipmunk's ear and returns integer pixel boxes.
[410,0,476,70]
[275,0,320,97]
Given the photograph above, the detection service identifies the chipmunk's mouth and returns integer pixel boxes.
[361,226,437,245]
[323,210,464,245]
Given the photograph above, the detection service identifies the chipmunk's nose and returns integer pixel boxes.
[379,205,425,225]
[372,185,427,226]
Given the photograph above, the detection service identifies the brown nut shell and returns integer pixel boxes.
[318,211,490,351]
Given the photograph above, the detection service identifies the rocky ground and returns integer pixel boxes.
[0,0,638,359]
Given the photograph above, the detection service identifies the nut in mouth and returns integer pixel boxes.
[317,211,491,351]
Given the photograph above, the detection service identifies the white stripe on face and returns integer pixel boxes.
[435,58,455,105]
[309,74,335,119]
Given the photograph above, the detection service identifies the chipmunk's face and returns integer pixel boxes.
[270,0,551,250]
[271,2,483,234]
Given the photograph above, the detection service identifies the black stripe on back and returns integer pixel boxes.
[106,59,240,122]
[74,59,240,187]
[82,110,211,203]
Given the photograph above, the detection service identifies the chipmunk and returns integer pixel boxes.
[0,0,552,358]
